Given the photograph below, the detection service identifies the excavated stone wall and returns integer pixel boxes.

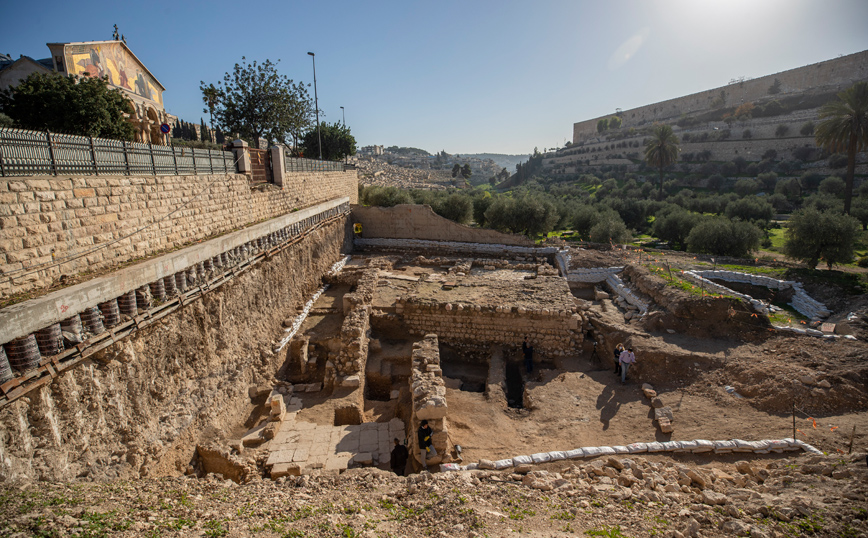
[409,334,450,466]
[397,298,585,356]
[0,218,350,484]
[331,269,378,388]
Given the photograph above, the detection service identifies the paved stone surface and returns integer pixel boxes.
[267,419,404,476]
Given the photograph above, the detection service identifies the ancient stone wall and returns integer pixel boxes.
[409,334,450,466]
[330,269,378,387]
[0,218,349,484]
[351,204,534,246]
[0,171,358,298]
[397,298,585,356]
[573,49,868,143]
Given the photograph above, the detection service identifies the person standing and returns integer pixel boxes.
[619,347,636,384]
[417,420,437,470]
[390,438,409,476]
[522,336,534,373]
[613,343,625,376]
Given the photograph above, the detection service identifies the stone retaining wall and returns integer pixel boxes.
[354,238,558,258]
[352,204,533,246]
[397,298,585,356]
[0,170,358,298]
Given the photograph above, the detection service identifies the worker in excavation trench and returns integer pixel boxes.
[418,419,437,471]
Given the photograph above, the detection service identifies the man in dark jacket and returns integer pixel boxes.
[390,438,409,476]
[417,420,437,470]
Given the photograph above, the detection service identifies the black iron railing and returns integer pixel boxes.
[0,128,236,177]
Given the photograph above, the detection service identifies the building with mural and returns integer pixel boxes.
[0,40,175,144]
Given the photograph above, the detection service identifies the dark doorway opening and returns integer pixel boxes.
[505,361,525,408]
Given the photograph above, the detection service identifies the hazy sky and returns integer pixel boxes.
[2,0,867,154]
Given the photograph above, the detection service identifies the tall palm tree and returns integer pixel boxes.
[644,124,680,200]
[815,82,868,215]
[201,83,219,131]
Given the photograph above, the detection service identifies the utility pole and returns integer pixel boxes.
[307,52,322,160]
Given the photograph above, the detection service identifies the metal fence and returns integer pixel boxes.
[284,154,344,173]
[0,128,236,177]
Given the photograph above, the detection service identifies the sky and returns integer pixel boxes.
[2,0,868,155]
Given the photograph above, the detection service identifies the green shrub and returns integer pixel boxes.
[687,217,762,257]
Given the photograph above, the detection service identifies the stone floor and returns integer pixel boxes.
[265,418,405,477]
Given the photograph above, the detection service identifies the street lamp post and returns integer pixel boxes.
[307,52,322,160]
[340,106,345,127]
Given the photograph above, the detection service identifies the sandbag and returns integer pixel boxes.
[494,459,514,470]
[598,446,617,456]
[691,440,714,453]
[765,439,789,450]
[548,451,567,462]
[440,463,461,472]
[661,441,682,451]
[531,452,552,464]
[463,463,479,471]
[512,455,532,465]
[583,446,603,457]
[565,448,585,459]
[626,443,648,453]
[612,446,629,454]
[646,442,666,453]
[678,440,698,450]
[713,440,736,453]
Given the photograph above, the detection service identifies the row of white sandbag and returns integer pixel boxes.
[439,438,822,472]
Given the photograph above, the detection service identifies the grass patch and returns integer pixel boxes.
[717,263,786,277]
[785,268,868,295]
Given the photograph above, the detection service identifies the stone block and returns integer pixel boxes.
[292,448,309,462]
[342,375,361,388]
[263,421,281,439]
[271,462,301,479]
[354,452,373,465]
[241,423,268,447]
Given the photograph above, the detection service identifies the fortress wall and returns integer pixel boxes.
[0,171,358,298]
[573,50,868,143]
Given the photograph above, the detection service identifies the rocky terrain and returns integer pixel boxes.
[2,451,866,537]
[356,158,454,190]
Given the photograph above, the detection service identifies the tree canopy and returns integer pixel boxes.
[783,208,859,269]
[0,72,134,140]
[815,81,868,214]
[201,58,314,149]
[299,121,356,161]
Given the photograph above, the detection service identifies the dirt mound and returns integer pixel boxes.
[720,336,868,415]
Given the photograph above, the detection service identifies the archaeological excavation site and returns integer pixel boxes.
[1,166,867,537]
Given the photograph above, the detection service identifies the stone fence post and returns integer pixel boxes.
[270,146,286,188]
[231,139,252,176]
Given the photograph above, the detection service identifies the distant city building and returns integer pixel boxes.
[0,40,176,144]
[359,145,384,156]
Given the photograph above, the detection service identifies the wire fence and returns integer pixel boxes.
[284,154,344,173]
[0,128,236,177]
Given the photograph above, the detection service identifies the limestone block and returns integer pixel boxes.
[271,462,301,479]
[354,452,373,465]
[264,421,281,439]
[341,376,361,388]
